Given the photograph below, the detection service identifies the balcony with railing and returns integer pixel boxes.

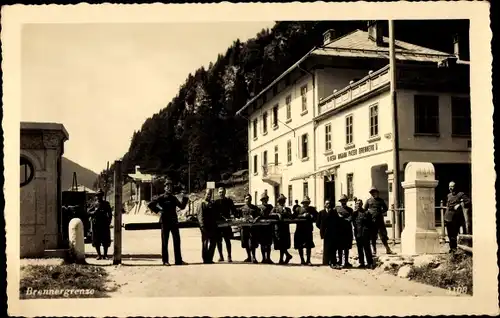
[318,65,390,116]
[262,163,283,185]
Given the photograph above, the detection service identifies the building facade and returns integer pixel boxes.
[238,22,471,219]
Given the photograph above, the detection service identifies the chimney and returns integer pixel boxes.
[367,21,384,46]
[453,33,460,59]
[323,29,336,46]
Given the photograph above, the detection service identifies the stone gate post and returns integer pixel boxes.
[401,162,440,255]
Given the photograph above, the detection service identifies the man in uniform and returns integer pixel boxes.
[198,189,218,264]
[214,187,238,262]
[364,187,394,256]
[88,189,113,260]
[335,195,354,268]
[239,193,261,263]
[293,196,319,265]
[444,181,471,253]
[316,200,340,268]
[352,199,374,269]
[148,178,189,266]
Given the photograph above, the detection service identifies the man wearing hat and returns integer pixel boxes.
[239,193,261,263]
[352,199,375,269]
[198,189,218,264]
[444,181,471,252]
[364,187,393,255]
[293,196,319,265]
[88,189,113,260]
[271,194,293,264]
[335,195,354,268]
[213,186,238,262]
[316,200,341,268]
[148,178,189,266]
[255,192,275,264]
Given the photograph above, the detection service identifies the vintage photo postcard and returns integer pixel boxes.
[2,1,498,317]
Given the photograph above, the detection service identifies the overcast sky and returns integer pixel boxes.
[21,22,275,173]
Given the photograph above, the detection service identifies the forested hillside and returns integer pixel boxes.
[96,20,469,192]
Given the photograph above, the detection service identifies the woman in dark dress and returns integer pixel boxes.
[239,193,261,263]
[293,196,318,265]
[271,194,293,264]
[255,192,276,264]
[88,189,113,260]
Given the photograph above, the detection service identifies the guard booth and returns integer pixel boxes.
[61,172,94,245]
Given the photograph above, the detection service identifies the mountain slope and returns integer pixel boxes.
[61,157,98,191]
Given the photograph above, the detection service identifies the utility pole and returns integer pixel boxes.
[389,20,402,240]
[113,160,123,265]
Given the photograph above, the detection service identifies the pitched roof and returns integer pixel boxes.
[236,29,454,116]
[66,185,96,193]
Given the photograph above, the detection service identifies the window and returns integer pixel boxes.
[414,95,439,134]
[287,140,292,163]
[252,119,258,139]
[451,97,471,136]
[274,146,279,165]
[255,191,258,205]
[346,173,354,200]
[325,123,332,151]
[286,95,292,120]
[345,115,354,144]
[303,182,309,198]
[263,151,268,167]
[369,104,379,137]
[288,185,293,206]
[301,134,309,159]
[253,155,258,174]
[262,112,268,134]
[301,85,308,112]
[20,156,35,187]
[273,104,279,127]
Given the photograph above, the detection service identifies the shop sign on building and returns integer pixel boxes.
[326,143,379,163]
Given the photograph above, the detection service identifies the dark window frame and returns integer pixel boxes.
[414,95,440,135]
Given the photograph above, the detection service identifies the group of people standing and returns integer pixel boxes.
[85,178,470,265]
[197,185,394,269]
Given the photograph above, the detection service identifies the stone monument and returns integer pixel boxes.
[400,162,440,255]
[68,218,86,264]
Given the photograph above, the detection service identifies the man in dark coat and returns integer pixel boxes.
[214,187,238,262]
[255,192,276,264]
[271,194,293,264]
[352,199,374,269]
[444,181,471,253]
[292,200,300,215]
[148,179,189,266]
[364,187,394,256]
[239,193,260,263]
[316,200,341,268]
[335,195,354,268]
[198,189,218,264]
[88,189,113,259]
[293,196,318,265]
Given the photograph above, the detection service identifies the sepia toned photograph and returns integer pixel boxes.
[3,2,497,317]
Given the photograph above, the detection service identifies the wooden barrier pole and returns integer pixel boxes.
[440,200,446,237]
[113,160,123,265]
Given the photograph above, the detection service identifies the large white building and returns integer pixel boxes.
[236,22,471,222]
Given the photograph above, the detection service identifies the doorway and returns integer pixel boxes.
[324,175,336,204]
[273,185,280,206]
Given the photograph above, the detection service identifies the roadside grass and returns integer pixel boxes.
[20,264,117,299]
[408,251,473,295]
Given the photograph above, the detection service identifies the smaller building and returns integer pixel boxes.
[21,122,69,257]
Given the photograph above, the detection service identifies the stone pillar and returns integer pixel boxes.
[68,218,85,264]
[400,162,440,255]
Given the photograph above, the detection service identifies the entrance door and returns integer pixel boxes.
[274,185,280,206]
[324,175,335,204]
